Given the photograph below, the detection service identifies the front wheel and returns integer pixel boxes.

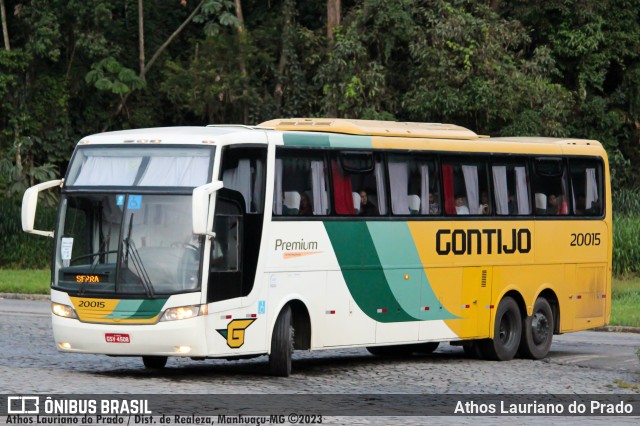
[142,356,168,369]
[480,296,522,361]
[519,297,554,359]
[269,306,293,377]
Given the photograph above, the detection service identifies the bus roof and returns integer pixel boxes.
[259,118,480,140]
[76,120,603,155]
[78,126,253,145]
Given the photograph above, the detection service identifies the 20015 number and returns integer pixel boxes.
[78,300,106,308]
[570,232,601,246]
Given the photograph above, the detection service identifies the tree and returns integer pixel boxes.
[1,0,9,50]
[327,0,340,44]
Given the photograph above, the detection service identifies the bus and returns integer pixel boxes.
[22,118,611,376]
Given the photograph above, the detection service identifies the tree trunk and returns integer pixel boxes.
[327,0,340,44]
[138,0,146,81]
[1,0,10,50]
[235,0,249,124]
[274,0,294,116]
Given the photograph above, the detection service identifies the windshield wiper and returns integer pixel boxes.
[123,212,154,297]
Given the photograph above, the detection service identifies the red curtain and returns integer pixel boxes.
[332,160,354,215]
[442,164,456,215]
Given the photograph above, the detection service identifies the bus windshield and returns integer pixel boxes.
[54,193,202,295]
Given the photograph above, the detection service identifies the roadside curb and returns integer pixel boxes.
[592,325,640,334]
[0,293,50,301]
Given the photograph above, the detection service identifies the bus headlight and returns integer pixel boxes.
[160,304,208,322]
[52,302,78,319]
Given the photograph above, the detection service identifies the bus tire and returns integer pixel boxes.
[520,297,554,359]
[142,356,167,369]
[269,305,293,377]
[481,296,522,361]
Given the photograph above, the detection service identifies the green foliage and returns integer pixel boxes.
[611,188,640,277]
[0,200,56,269]
[613,187,640,216]
[610,277,640,327]
[85,57,145,95]
[612,215,640,277]
[195,0,239,37]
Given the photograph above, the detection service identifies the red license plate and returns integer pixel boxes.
[105,333,130,343]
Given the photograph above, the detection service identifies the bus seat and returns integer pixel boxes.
[283,191,301,215]
[352,192,361,215]
[407,194,420,214]
[535,193,547,214]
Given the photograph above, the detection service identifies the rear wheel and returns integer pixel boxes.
[480,296,522,361]
[519,297,554,359]
[142,356,167,369]
[269,306,293,377]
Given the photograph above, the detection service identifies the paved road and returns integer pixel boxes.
[1,298,638,423]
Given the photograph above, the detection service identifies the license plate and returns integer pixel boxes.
[105,333,130,343]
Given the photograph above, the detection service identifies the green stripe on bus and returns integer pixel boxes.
[105,298,166,319]
[328,134,372,148]
[366,222,456,321]
[324,221,415,322]
[132,299,167,318]
[282,133,372,148]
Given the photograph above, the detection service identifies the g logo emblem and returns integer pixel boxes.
[217,319,256,348]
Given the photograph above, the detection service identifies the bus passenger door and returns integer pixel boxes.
[208,196,244,302]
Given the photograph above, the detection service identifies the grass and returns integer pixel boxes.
[1,270,639,328]
[610,276,640,327]
[0,269,50,294]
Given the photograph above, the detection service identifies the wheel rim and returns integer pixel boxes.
[531,311,550,345]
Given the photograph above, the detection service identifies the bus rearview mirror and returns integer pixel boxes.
[192,181,224,236]
[21,179,63,238]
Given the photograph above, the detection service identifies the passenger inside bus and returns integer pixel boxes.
[359,190,378,216]
[455,195,469,215]
[298,192,313,216]
[429,192,440,215]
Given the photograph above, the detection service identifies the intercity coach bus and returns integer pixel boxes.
[22,118,611,376]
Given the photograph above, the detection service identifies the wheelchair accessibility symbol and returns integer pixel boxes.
[127,195,142,210]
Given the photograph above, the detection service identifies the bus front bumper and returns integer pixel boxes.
[51,314,208,357]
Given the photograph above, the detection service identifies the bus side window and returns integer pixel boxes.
[388,154,440,216]
[569,158,603,216]
[334,152,386,216]
[492,160,531,216]
[532,158,569,216]
[442,157,490,215]
[273,151,330,217]
[220,147,267,214]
